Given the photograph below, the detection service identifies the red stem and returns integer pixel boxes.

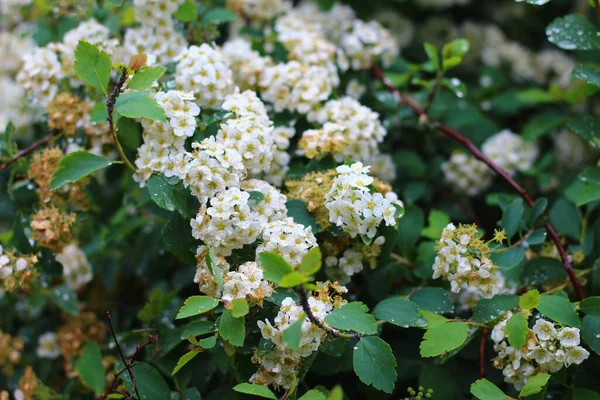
[0,135,51,172]
[372,66,585,301]
[106,312,141,400]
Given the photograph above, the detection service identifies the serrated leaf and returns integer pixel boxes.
[278,271,304,288]
[580,296,600,316]
[471,378,513,400]
[75,342,105,394]
[128,66,167,90]
[74,41,111,95]
[546,14,600,50]
[219,308,245,346]
[228,298,249,318]
[300,247,322,275]
[175,296,219,319]
[258,251,294,284]
[372,297,427,328]
[419,310,449,328]
[325,302,377,334]
[420,322,469,357]
[50,151,114,190]
[537,295,580,327]
[520,289,540,310]
[172,350,199,375]
[282,313,306,350]
[472,295,519,323]
[519,373,550,397]
[353,336,397,393]
[506,312,528,349]
[421,210,450,240]
[115,92,166,121]
[233,384,277,399]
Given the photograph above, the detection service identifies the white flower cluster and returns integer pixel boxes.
[252,296,332,389]
[492,315,590,390]
[176,44,235,109]
[239,0,292,21]
[16,46,63,107]
[254,125,295,186]
[0,246,29,280]
[194,247,231,298]
[259,60,337,114]
[554,129,597,170]
[0,31,35,76]
[432,223,503,296]
[256,218,318,266]
[442,130,538,196]
[338,19,398,70]
[56,243,93,291]
[455,277,515,312]
[221,261,273,302]
[36,332,60,359]
[324,163,399,240]
[306,97,387,164]
[325,247,366,285]
[0,77,30,132]
[441,152,493,196]
[222,38,270,91]
[155,90,201,138]
[482,130,538,176]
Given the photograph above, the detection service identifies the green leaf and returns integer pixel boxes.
[546,14,600,50]
[232,383,277,399]
[90,102,108,123]
[372,297,427,328]
[529,197,548,225]
[75,342,105,394]
[219,308,245,346]
[74,40,111,95]
[325,302,378,334]
[420,322,469,357]
[522,112,566,141]
[147,175,189,216]
[50,151,115,190]
[506,312,528,349]
[572,64,600,87]
[421,210,450,240]
[278,271,304,288]
[49,285,79,316]
[471,378,513,400]
[182,388,202,400]
[175,296,219,319]
[172,350,199,375]
[128,66,167,90]
[12,212,33,253]
[119,362,170,400]
[173,0,198,21]
[300,247,322,275]
[181,320,215,339]
[582,315,600,355]
[423,42,440,71]
[568,116,600,149]
[443,38,469,59]
[580,296,600,316]
[282,313,306,350]
[537,295,580,327]
[491,248,525,270]
[205,245,224,291]
[472,295,519,323]
[581,167,600,185]
[520,290,541,310]
[299,390,327,400]
[315,0,337,11]
[502,198,524,238]
[353,336,397,393]
[549,198,581,240]
[577,184,600,207]
[573,388,600,400]
[161,212,197,264]
[286,199,322,233]
[228,298,249,318]
[203,7,237,24]
[258,251,294,284]
[419,310,449,328]
[409,287,454,314]
[521,257,566,285]
[519,373,551,397]
[396,206,425,254]
[115,92,166,121]
[199,334,217,349]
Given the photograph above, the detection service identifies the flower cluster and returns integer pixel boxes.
[432,223,504,296]
[175,44,235,109]
[222,38,270,91]
[441,152,493,196]
[256,218,318,266]
[30,206,76,252]
[492,315,590,390]
[16,46,63,107]
[324,163,400,240]
[154,90,201,137]
[221,261,273,303]
[36,332,60,359]
[0,329,24,376]
[56,243,93,291]
[0,246,38,292]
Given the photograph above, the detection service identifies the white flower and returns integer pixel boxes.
[532,319,557,341]
[556,327,581,347]
[56,243,93,291]
[482,130,538,176]
[565,346,590,365]
[441,152,493,196]
[36,332,60,359]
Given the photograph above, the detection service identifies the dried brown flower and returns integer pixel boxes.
[30,206,76,252]
[46,93,90,138]
[0,329,24,376]
[58,312,106,377]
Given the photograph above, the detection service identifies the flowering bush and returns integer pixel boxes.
[1,0,600,399]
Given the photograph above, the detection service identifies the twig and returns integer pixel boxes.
[372,66,585,301]
[594,0,600,22]
[106,69,136,172]
[0,134,52,172]
[480,328,488,379]
[105,312,141,400]
[296,285,360,340]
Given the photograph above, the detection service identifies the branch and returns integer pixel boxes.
[480,328,488,379]
[594,0,600,22]
[0,133,56,172]
[106,69,136,173]
[372,66,585,301]
[105,311,142,400]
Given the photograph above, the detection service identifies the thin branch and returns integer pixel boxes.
[372,66,585,301]
[0,134,52,172]
[480,328,488,379]
[105,311,141,400]
[106,69,136,172]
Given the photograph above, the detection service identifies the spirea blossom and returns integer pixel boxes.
[256,218,318,267]
[222,261,273,302]
[16,46,64,107]
[222,38,270,90]
[492,315,590,390]
[55,243,93,291]
[36,332,60,359]
[441,152,493,196]
[154,90,201,137]
[324,162,400,240]
[482,130,538,176]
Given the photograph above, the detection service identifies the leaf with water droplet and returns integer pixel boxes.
[546,14,600,50]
